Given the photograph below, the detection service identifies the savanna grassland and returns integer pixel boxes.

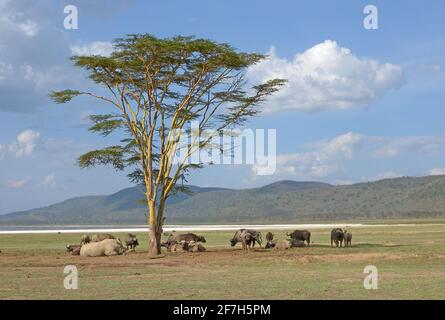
[1,222,445,299]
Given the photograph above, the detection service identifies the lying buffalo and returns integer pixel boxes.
[80,233,116,245]
[80,239,126,257]
[230,229,262,251]
[173,233,206,243]
[331,228,344,247]
[169,241,189,253]
[161,233,206,252]
[92,233,115,242]
[289,239,306,248]
[188,241,206,253]
[168,240,206,253]
[286,230,311,246]
[66,244,81,255]
[266,239,305,249]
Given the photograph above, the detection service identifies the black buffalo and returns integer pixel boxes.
[331,228,344,247]
[286,230,311,246]
[343,230,352,247]
[173,233,206,243]
[230,229,262,251]
[125,233,139,251]
[66,244,81,255]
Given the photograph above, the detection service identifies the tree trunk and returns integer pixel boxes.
[148,225,162,256]
[148,199,162,256]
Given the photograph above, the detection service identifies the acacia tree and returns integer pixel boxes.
[50,34,284,255]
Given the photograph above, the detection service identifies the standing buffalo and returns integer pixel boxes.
[230,229,262,251]
[343,230,352,247]
[286,230,311,246]
[331,228,344,247]
[125,233,139,251]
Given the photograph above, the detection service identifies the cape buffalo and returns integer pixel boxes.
[80,234,91,245]
[80,233,115,245]
[230,229,262,251]
[286,230,311,246]
[265,232,274,248]
[331,228,344,247]
[343,230,352,247]
[125,233,139,251]
[289,239,306,248]
[66,244,81,255]
[173,233,206,243]
[188,241,206,252]
[91,233,116,242]
[170,240,190,253]
[265,241,275,249]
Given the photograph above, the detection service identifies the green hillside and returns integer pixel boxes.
[1,176,445,225]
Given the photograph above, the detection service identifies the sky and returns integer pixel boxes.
[0,0,445,214]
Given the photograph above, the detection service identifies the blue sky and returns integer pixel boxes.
[0,0,444,214]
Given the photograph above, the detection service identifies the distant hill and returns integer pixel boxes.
[2,175,445,225]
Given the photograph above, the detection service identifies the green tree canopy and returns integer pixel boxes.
[50,34,285,255]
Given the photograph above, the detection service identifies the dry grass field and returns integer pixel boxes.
[1,222,445,299]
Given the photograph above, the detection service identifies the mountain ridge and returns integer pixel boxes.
[1,176,445,225]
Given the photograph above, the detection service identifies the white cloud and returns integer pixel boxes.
[0,62,13,81]
[0,129,40,159]
[5,177,31,189]
[0,1,93,112]
[0,1,72,112]
[428,168,445,176]
[71,41,114,57]
[374,135,445,158]
[17,18,38,37]
[362,171,404,182]
[268,132,445,179]
[41,173,56,187]
[335,180,354,185]
[273,132,363,177]
[248,40,405,113]
[0,4,39,37]
[0,144,5,159]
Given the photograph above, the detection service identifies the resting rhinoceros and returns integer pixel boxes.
[80,239,126,257]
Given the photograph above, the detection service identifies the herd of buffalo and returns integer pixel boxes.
[65,228,353,257]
